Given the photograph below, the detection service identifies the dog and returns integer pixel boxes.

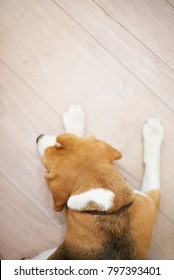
[35,105,164,259]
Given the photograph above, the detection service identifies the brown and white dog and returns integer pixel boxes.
[35,105,164,260]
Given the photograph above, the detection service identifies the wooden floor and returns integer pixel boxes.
[0,0,174,260]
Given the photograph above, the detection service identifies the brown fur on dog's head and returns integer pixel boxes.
[42,133,133,213]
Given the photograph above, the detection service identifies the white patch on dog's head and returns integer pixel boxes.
[67,188,115,211]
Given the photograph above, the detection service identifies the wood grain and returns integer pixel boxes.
[0,0,173,259]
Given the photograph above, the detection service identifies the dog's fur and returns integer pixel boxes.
[36,105,164,260]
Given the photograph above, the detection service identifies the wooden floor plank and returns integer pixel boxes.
[56,0,174,110]
[0,175,65,260]
[0,0,173,112]
[93,0,174,69]
[148,212,174,259]
[0,62,66,230]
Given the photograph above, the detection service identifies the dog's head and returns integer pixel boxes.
[37,133,133,212]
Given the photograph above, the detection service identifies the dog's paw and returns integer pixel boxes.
[63,104,85,137]
[143,118,164,148]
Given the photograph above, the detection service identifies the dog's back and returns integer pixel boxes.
[48,191,158,260]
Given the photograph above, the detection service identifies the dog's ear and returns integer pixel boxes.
[52,190,69,212]
[44,171,69,212]
[48,180,69,212]
[56,133,78,150]
[106,143,122,163]
[67,188,115,212]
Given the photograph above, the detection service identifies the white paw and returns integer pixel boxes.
[63,104,85,137]
[143,118,164,148]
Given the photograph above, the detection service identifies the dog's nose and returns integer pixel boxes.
[36,134,57,157]
[36,134,44,144]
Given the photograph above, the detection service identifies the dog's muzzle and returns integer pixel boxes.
[36,134,56,157]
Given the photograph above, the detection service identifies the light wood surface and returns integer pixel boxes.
[0,0,174,259]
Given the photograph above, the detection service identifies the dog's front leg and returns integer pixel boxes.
[141,118,164,192]
[63,104,85,137]
[140,118,164,206]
